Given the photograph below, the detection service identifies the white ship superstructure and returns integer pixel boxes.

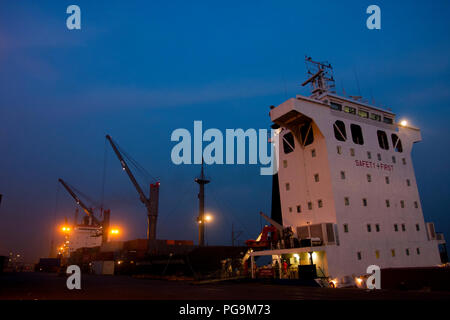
[251,59,446,283]
[68,224,103,254]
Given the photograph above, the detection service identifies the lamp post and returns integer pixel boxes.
[59,224,71,257]
[204,214,213,246]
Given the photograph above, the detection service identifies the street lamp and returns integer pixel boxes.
[59,224,72,257]
[61,226,71,233]
[109,228,121,239]
[204,214,213,245]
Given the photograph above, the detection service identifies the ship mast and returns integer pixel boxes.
[301,56,336,98]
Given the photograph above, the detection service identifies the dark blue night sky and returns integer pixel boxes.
[0,1,449,262]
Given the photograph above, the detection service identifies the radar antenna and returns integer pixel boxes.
[302,56,336,97]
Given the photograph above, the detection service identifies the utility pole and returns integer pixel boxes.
[195,161,209,246]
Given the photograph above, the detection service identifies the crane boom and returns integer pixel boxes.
[106,134,159,241]
[58,178,101,226]
[259,211,283,232]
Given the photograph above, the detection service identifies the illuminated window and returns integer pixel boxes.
[370,113,381,121]
[350,148,355,157]
[351,124,364,145]
[391,249,396,257]
[282,132,295,154]
[337,145,342,154]
[375,250,380,259]
[358,109,369,118]
[333,120,347,141]
[392,134,403,153]
[377,130,389,150]
[344,197,350,206]
[318,199,323,208]
[283,160,288,168]
[344,106,356,114]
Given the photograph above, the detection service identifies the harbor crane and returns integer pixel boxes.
[106,135,160,242]
[58,178,110,244]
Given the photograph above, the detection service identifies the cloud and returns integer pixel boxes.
[6,78,286,119]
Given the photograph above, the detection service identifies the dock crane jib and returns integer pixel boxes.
[58,178,110,244]
[58,178,101,226]
[105,134,160,241]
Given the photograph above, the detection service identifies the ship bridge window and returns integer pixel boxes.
[333,120,347,141]
[330,102,342,111]
[344,106,356,114]
[300,123,314,146]
[282,132,295,154]
[358,109,369,118]
[350,124,364,145]
[377,130,389,150]
[391,134,403,153]
[383,117,394,124]
[370,113,381,121]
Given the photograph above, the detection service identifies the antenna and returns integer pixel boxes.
[302,56,336,98]
[353,68,362,97]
